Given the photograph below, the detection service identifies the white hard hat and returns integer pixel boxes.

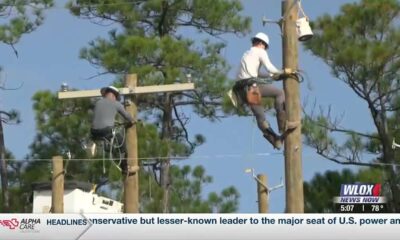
[101,86,120,100]
[252,32,270,47]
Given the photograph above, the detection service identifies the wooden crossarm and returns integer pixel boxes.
[58,83,195,99]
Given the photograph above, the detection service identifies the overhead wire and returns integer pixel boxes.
[2,152,283,162]
[17,0,185,10]
[6,0,397,169]
[5,152,400,168]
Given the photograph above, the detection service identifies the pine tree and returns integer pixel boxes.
[303,0,400,211]
[304,169,384,213]
[16,90,240,213]
[67,0,250,212]
[0,0,53,212]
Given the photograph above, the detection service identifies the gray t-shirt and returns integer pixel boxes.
[92,98,133,129]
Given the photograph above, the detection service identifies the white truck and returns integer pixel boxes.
[31,181,123,213]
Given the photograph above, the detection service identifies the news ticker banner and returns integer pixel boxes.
[1,214,400,240]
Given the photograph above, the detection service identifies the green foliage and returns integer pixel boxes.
[68,0,250,36]
[305,0,400,104]
[66,0,250,211]
[29,90,97,181]
[141,165,239,213]
[0,0,53,212]
[302,115,336,153]
[303,0,400,163]
[28,90,192,182]
[0,0,53,45]
[67,0,251,121]
[8,90,241,213]
[0,109,21,125]
[31,90,92,158]
[0,151,28,213]
[304,168,384,213]
[303,0,400,211]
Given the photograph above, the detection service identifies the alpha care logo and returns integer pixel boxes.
[19,218,41,233]
[0,218,19,230]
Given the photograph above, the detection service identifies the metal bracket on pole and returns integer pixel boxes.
[245,168,284,197]
[262,16,284,36]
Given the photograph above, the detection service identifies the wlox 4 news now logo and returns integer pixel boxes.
[333,183,386,204]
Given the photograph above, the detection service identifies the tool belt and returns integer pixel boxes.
[233,78,262,106]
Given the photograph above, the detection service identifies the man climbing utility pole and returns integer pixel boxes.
[58,76,194,213]
[282,0,304,213]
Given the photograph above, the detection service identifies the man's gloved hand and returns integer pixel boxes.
[272,68,295,80]
[125,121,135,128]
[271,70,285,80]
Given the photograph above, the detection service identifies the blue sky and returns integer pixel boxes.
[0,0,370,213]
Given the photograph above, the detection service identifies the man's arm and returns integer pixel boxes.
[116,102,134,122]
[259,49,282,75]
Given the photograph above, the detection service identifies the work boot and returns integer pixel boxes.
[263,128,283,150]
[261,121,282,150]
[277,110,300,134]
[277,110,286,134]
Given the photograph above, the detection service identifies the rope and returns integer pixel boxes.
[90,123,129,175]
[297,0,308,19]
[253,77,274,84]
[112,125,126,149]
[291,70,306,83]
[255,70,307,85]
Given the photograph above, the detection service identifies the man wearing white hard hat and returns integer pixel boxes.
[91,86,138,174]
[234,32,298,150]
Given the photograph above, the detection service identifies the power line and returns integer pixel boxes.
[2,152,283,162]
[0,0,142,9]
[5,152,400,168]
[13,1,181,10]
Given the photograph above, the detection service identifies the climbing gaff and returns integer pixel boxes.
[392,138,400,150]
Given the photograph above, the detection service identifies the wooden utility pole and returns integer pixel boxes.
[257,174,268,213]
[0,121,10,212]
[123,74,139,213]
[51,156,64,213]
[282,0,304,213]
